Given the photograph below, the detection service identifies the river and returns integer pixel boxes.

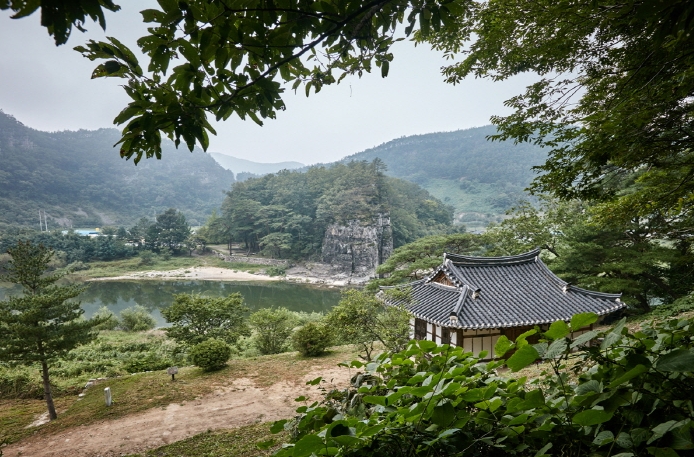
[0,280,343,327]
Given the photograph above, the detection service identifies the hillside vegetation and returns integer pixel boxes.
[203,160,454,259]
[339,126,547,229]
[0,111,234,228]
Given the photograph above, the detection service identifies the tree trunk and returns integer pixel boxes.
[40,358,58,420]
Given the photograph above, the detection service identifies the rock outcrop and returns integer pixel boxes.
[321,213,393,276]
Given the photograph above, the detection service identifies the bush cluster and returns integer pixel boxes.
[189,339,231,371]
[272,313,694,457]
[291,322,333,357]
[118,305,157,332]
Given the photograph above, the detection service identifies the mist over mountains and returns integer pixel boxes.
[0,110,233,228]
[209,152,304,177]
[0,110,545,232]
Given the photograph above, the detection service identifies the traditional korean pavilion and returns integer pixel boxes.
[380,249,625,358]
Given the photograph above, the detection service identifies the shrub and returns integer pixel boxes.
[650,293,694,318]
[189,339,231,371]
[162,293,249,346]
[91,306,119,331]
[138,250,156,266]
[159,247,172,261]
[265,266,286,277]
[118,305,156,332]
[0,365,44,399]
[292,322,332,357]
[123,353,173,373]
[291,311,325,326]
[67,261,90,271]
[249,307,298,355]
[272,313,694,457]
[326,289,410,360]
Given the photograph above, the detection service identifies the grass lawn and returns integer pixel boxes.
[0,345,359,446]
[126,422,286,457]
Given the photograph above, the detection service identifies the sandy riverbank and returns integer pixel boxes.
[88,265,367,287]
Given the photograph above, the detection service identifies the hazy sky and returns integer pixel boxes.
[0,2,535,165]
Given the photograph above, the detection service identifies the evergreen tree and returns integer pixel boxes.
[0,241,105,420]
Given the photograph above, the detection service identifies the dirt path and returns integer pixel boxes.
[3,366,351,457]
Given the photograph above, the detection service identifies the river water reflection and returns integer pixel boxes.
[0,280,343,327]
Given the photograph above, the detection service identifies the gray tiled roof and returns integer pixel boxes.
[380,248,625,329]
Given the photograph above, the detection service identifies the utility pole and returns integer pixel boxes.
[39,210,48,232]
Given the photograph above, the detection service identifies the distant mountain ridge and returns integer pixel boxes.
[335,126,547,229]
[210,152,304,176]
[0,110,234,228]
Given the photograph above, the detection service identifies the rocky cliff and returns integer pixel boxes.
[321,213,393,276]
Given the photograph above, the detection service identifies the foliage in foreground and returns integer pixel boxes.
[272,313,694,456]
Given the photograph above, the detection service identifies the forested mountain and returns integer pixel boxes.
[209,152,304,176]
[202,161,454,259]
[0,111,234,228]
[339,126,548,229]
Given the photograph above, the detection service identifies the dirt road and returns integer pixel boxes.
[3,366,350,457]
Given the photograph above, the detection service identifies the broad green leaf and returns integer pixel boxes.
[647,448,679,457]
[608,364,648,388]
[432,401,455,426]
[601,318,626,349]
[363,395,387,407]
[521,389,546,409]
[534,442,552,457]
[331,435,361,446]
[656,349,694,372]
[575,379,602,396]
[506,344,539,371]
[570,312,598,331]
[670,424,694,450]
[593,430,614,446]
[328,423,352,437]
[616,432,634,448]
[292,434,325,457]
[509,413,530,426]
[544,320,570,340]
[438,428,459,438]
[649,421,685,444]
[572,409,613,426]
[571,330,599,348]
[544,339,568,359]
[359,423,386,437]
[418,339,437,352]
[516,328,538,348]
[461,387,485,402]
[270,419,287,434]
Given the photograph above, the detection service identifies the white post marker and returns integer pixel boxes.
[167,366,179,381]
[104,387,112,407]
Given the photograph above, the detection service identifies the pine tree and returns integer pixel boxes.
[0,241,105,420]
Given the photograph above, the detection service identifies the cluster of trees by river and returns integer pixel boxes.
[199,160,454,258]
[0,208,193,269]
